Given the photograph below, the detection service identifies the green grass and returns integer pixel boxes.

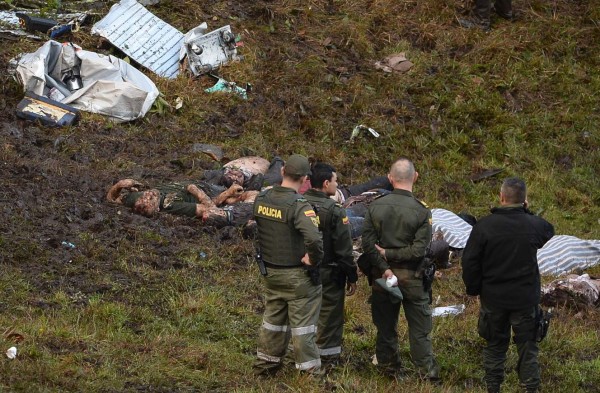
[0,0,599,391]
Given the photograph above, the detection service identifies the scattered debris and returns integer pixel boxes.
[61,241,76,249]
[374,52,414,73]
[469,168,504,182]
[542,274,600,308]
[0,29,43,40]
[92,0,241,79]
[191,143,224,161]
[432,304,465,317]
[6,332,25,343]
[16,13,58,33]
[175,97,183,110]
[6,347,17,360]
[91,0,184,79]
[13,12,87,39]
[14,40,159,122]
[349,124,380,142]
[16,92,80,127]
[205,77,248,99]
[181,24,240,76]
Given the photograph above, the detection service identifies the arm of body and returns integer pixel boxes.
[294,201,324,267]
[106,179,142,204]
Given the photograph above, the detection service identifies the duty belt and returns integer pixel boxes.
[263,261,304,269]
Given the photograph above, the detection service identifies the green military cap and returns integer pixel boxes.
[375,278,404,303]
[285,154,311,176]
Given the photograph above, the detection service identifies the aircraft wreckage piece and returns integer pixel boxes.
[91,0,184,79]
[92,0,240,79]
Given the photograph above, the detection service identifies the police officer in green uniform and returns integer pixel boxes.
[253,154,324,375]
[362,157,440,380]
[462,178,554,393]
[303,163,358,368]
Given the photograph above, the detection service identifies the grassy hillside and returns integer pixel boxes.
[0,0,598,392]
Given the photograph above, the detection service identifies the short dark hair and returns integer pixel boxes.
[309,162,336,189]
[501,177,527,204]
[282,169,304,182]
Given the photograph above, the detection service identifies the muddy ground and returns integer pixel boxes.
[0,90,253,308]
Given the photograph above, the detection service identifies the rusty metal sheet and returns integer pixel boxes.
[91,0,183,79]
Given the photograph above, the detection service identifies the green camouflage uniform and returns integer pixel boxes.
[362,189,439,378]
[303,189,357,364]
[253,185,324,374]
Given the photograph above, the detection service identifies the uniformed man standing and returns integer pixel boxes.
[462,178,554,393]
[303,163,358,369]
[253,154,324,375]
[362,157,440,380]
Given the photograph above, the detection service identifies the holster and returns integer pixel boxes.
[535,306,553,342]
[418,258,436,305]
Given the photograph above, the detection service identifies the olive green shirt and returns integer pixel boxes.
[303,189,357,283]
[123,182,199,217]
[362,188,432,272]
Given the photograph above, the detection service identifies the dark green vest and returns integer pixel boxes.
[254,189,306,266]
[303,192,335,265]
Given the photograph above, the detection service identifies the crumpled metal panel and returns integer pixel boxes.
[91,0,183,79]
[184,25,239,76]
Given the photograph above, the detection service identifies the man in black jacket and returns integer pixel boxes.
[462,177,554,393]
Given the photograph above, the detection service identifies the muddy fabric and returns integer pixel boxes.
[341,176,392,199]
[122,182,200,217]
[475,0,512,22]
[202,203,254,228]
[541,274,600,307]
[121,182,228,218]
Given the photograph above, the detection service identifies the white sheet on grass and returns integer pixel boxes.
[430,209,600,276]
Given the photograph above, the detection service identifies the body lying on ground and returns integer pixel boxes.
[106,179,256,227]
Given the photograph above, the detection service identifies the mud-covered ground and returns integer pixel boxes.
[0,95,252,308]
[1,0,599,390]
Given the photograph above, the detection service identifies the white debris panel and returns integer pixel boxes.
[91,0,183,79]
[15,40,159,122]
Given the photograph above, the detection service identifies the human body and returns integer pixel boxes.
[106,179,256,226]
[303,163,357,368]
[461,178,554,393]
[362,158,439,380]
[253,155,324,375]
